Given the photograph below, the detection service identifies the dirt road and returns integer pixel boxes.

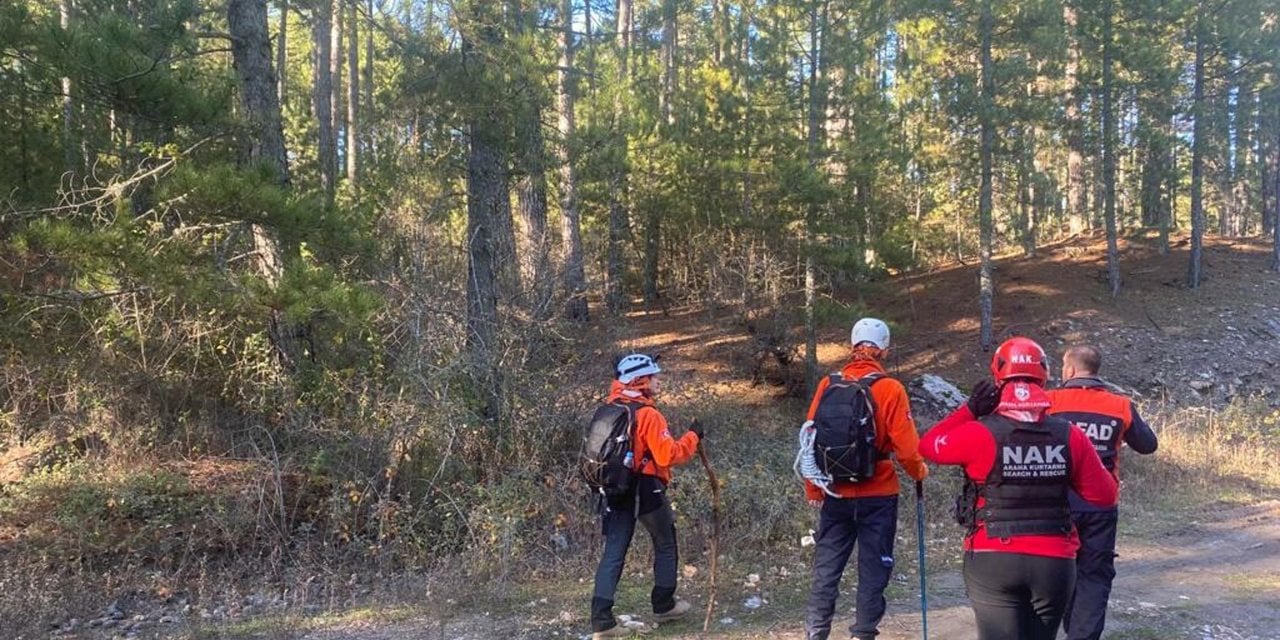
[288,501,1280,640]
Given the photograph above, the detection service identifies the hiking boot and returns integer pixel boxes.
[592,623,633,638]
[652,599,692,622]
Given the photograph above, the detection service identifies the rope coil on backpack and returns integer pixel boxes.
[794,420,841,498]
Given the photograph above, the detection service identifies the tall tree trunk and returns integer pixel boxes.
[1162,119,1176,253]
[1165,118,1177,236]
[1019,129,1036,256]
[466,120,504,424]
[228,0,294,366]
[1092,86,1105,230]
[1101,0,1120,296]
[605,0,632,314]
[230,0,292,187]
[583,0,596,100]
[659,0,677,128]
[740,7,753,225]
[645,0,677,306]
[641,210,660,306]
[1232,73,1253,235]
[1019,74,1037,257]
[1064,2,1086,236]
[60,0,77,176]
[1214,56,1233,236]
[1139,106,1164,229]
[712,0,728,66]
[558,0,588,321]
[978,0,995,351]
[276,0,287,105]
[513,0,552,317]
[313,0,336,204]
[462,8,505,427]
[331,0,344,181]
[363,0,373,158]
[345,0,359,184]
[1188,12,1206,288]
[804,0,828,396]
[1263,81,1277,238]
[1272,88,1280,272]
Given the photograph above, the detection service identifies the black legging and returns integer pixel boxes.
[963,551,1076,640]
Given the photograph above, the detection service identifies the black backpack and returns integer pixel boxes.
[811,373,887,482]
[581,402,643,498]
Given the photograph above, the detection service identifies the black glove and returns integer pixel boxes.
[689,419,706,441]
[967,380,1001,417]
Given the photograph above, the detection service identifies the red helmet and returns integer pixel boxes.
[990,337,1049,384]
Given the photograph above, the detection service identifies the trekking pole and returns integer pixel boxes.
[915,480,929,640]
[697,444,721,634]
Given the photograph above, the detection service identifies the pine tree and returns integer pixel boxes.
[978,0,997,352]
[1188,8,1207,288]
[558,0,589,321]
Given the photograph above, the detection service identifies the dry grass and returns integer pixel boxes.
[1121,396,1280,527]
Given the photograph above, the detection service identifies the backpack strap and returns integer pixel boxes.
[855,373,890,459]
[611,400,654,474]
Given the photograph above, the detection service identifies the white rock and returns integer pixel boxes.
[800,534,816,548]
[719,617,738,625]
[743,595,764,610]
[911,374,966,409]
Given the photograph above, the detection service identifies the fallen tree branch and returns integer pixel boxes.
[2,137,217,222]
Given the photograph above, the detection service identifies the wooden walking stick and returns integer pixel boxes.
[697,444,721,634]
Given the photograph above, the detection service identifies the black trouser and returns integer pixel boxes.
[1063,510,1119,640]
[963,551,1075,640]
[804,495,898,640]
[590,476,679,633]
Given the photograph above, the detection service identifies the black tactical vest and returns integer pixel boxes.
[969,414,1075,538]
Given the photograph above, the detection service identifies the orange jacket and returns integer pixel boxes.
[803,359,928,500]
[606,381,700,484]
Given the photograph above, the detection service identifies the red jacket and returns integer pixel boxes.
[921,404,1118,558]
[606,381,699,484]
[802,359,928,501]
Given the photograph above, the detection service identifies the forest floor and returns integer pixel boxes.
[28,231,1280,639]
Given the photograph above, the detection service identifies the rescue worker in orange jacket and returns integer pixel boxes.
[590,354,703,639]
[802,318,929,640]
[1047,344,1158,640]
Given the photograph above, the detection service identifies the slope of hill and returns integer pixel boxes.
[10,231,1280,640]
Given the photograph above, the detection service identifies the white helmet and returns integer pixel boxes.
[851,318,891,350]
[616,353,661,384]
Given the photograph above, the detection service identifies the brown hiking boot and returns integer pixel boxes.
[652,599,692,623]
[592,621,638,638]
